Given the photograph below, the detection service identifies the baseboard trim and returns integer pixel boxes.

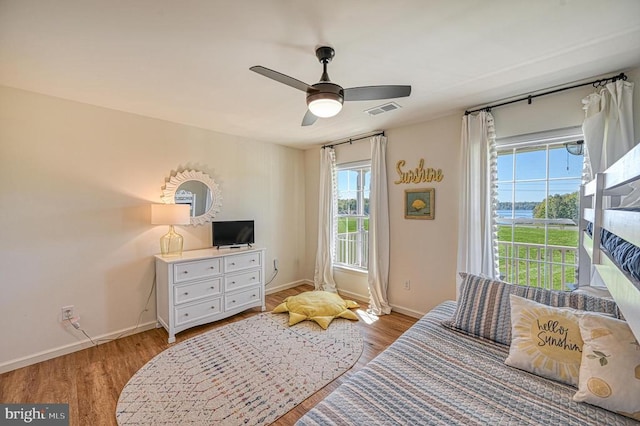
[336,289,425,319]
[0,321,157,374]
[335,289,368,304]
[389,304,425,319]
[264,279,313,295]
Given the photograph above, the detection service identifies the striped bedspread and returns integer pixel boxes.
[297,301,637,426]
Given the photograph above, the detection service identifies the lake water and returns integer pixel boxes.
[497,210,533,218]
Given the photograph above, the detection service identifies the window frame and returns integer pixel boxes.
[334,160,371,271]
[495,126,584,289]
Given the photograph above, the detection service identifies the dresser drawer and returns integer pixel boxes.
[174,278,221,305]
[224,269,261,292]
[225,286,262,311]
[224,252,261,273]
[174,258,221,283]
[175,297,222,326]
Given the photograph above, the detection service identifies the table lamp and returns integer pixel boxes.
[151,204,191,256]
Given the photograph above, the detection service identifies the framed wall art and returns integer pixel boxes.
[404,188,435,220]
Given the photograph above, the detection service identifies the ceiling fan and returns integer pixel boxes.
[250,46,411,126]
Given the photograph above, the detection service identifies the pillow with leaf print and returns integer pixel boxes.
[505,294,585,386]
[573,313,640,421]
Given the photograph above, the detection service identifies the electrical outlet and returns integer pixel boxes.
[274,258,279,270]
[61,305,74,321]
[404,280,411,290]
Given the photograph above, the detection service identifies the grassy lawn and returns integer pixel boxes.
[498,225,579,290]
[337,217,369,233]
[498,225,578,246]
[338,218,579,291]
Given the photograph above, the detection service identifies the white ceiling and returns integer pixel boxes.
[1,0,639,148]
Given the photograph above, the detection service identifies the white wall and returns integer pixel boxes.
[386,116,461,315]
[0,86,306,372]
[304,115,462,317]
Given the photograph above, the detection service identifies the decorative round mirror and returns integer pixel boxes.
[161,170,222,226]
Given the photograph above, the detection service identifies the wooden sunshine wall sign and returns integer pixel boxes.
[394,159,444,184]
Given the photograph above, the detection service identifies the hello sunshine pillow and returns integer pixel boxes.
[573,313,640,421]
[505,295,585,386]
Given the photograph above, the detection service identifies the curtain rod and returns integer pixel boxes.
[464,72,627,115]
[321,131,385,149]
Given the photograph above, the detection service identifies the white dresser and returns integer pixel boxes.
[155,247,266,343]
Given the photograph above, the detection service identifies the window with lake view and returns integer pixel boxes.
[496,139,583,290]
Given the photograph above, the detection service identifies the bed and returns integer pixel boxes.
[297,301,636,425]
[298,144,640,425]
[579,142,640,340]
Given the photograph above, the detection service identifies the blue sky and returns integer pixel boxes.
[496,146,583,204]
[337,169,370,198]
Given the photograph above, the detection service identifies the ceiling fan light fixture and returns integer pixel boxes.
[307,94,343,118]
[250,46,411,126]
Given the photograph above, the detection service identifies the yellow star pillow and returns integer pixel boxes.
[273,291,359,329]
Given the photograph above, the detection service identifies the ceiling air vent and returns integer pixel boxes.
[364,102,402,116]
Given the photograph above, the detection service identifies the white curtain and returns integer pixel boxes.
[313,147,338,292]
[367,135,391,315]
[582,79,637,206]
[582,79,635,178]
[456,111,499,287]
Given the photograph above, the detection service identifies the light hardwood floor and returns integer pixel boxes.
[0,284,417,425]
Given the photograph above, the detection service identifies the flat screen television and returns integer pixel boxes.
[212,220,255,248]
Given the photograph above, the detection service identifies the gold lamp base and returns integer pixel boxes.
[159,225,184,257]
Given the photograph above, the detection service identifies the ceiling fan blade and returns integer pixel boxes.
[301,110,318,126]
[250,66,312,92]
[344,85,411,101]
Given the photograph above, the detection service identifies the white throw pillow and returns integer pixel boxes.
[573,313,640,421]
[506,295,584,386]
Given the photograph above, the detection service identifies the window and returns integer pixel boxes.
[335,162,370,270]
[496,129,583,290]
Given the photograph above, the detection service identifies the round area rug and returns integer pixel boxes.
[116,312,363,425]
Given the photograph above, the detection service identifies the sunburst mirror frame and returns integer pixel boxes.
[161,170,222,226]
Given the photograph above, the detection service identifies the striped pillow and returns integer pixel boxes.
[446,273,622,345]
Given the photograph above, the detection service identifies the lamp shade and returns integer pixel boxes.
[151,204,191,225]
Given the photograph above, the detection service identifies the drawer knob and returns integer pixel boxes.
[211,306,216,309]
[251,259,255,262]
[185,313,189,317]
[184,292,189,295]
[231,281,236,284]
[252,294,256,298]
[230,262,236,266]
[232,300,236,303]
[183,271,189,274]
[252,276,255,280]
[209,266,215,269]
[210,286,215,289]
